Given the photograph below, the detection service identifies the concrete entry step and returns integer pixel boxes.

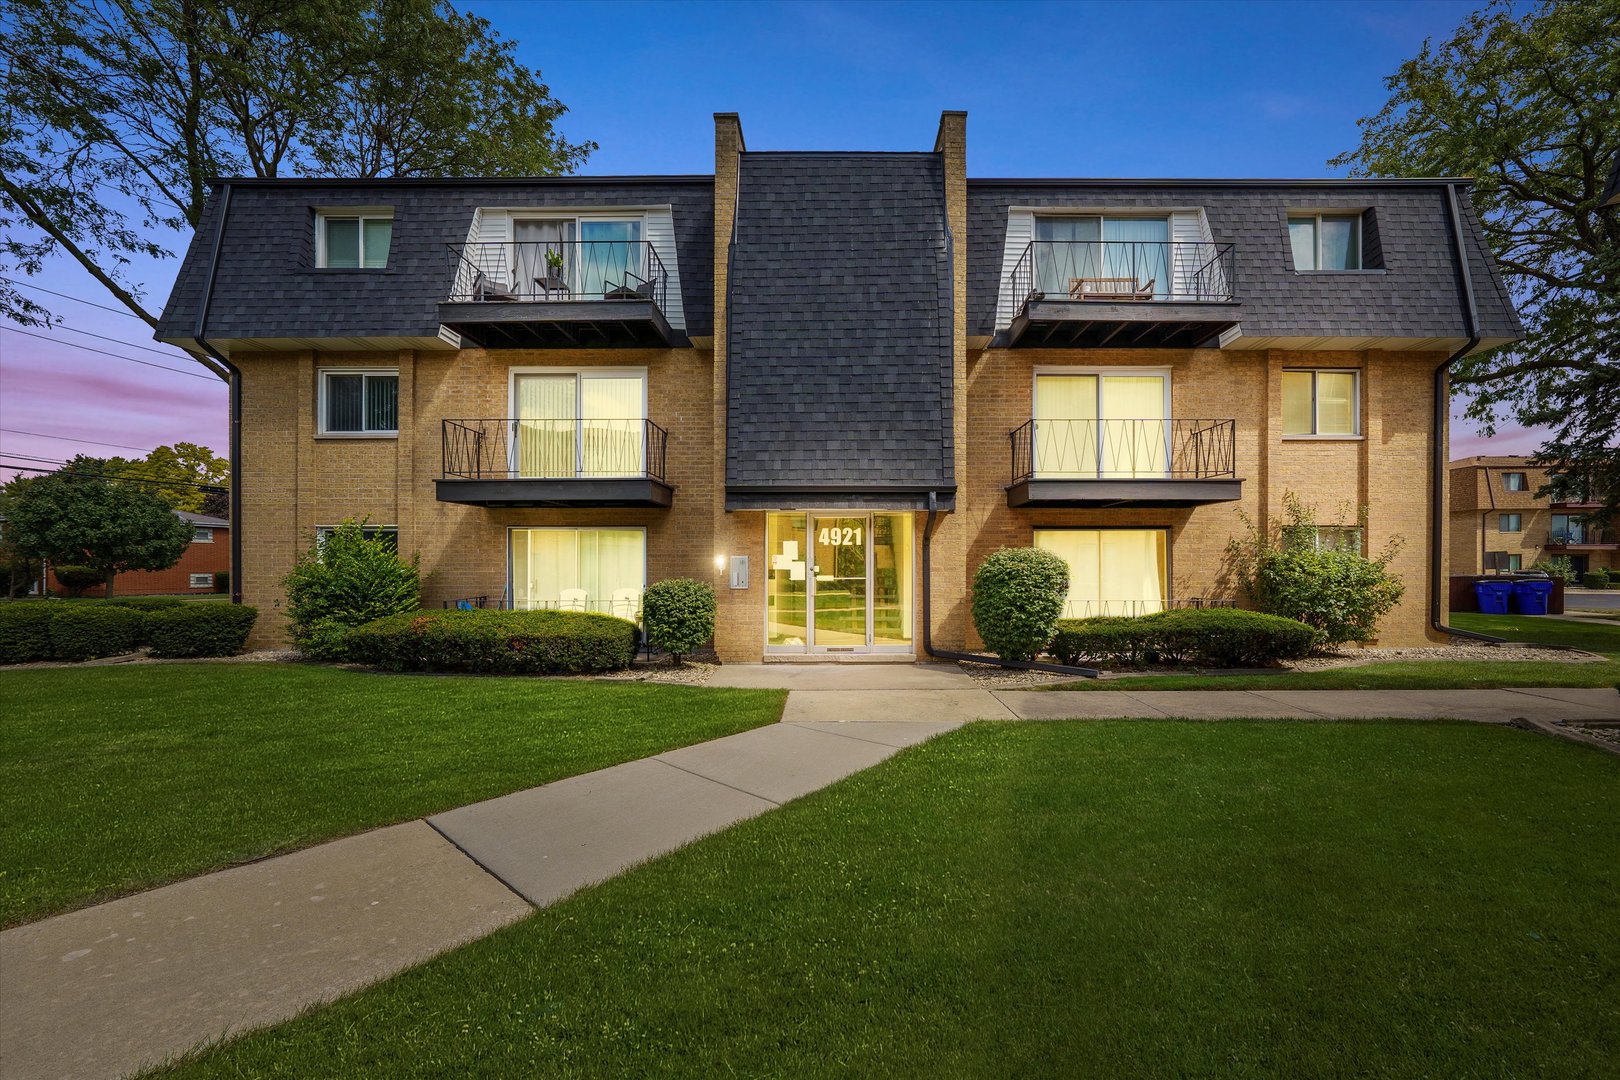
[707,662,978,690]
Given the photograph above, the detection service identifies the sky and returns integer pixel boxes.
[0,0,1541,482]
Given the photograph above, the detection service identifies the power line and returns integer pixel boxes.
[1,325,217,381]
[0,460,226,492]
[0,451,222,487]
[49,321,197,359]
[0,276,150,321]
[0,428,159,453]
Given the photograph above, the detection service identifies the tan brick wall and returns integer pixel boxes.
[962,347,1447,648]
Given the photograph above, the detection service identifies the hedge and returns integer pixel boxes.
[345,609,639,674]
[104,596,192,614]
[47,605,144,662]
[1582,570,1610,590]
[145,603,259,658]
[1049,608,1318,669]
[0,604,55,663]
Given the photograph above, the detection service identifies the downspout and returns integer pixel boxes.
[1436,183,1501,642]
[191,181,244,606]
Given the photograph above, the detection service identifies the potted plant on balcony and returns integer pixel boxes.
[539,247,568,297]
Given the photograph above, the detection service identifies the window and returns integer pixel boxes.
[188,573,213,589]
[507,216,645,300]
[1502,554,1523,571]
[192,527,215,543]
[510,527,645,620]
[1499,513,1522,533]
[1288,213,1362,270]
[1551,513,1588,545]
[320,369,399,435]
[1283,525,1363,553]
[318,212,392,268]
[1282,369,1359,436]
[1502,471,1527,492]
[1034,216,1172,299]
[512,369,646,477]
[1034,529,1169,619]
[1033,370,1169,479]
[315,525,398,551]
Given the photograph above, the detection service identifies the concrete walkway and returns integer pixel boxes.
[5,668,1617,1080]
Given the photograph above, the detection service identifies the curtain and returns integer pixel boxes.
[1100,375,1167,478]
[364,374,398,432]
[1034,216,1100,295]
[361,219,392,269]
[580,376,644,476]
[325,374,363,431]
[1316,372,1356,434]
[511,529,644,614]
[1035,529,1166,618]
[1102,218,1170,298]
[514,220,574,297]
[1281,371,1315,435]
[514,374,575,477]
[1034,375,1098,478]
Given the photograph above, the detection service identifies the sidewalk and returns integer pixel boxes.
[4,676,1617,1080]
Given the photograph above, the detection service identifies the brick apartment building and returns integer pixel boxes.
[51,512,229,597]
[154,112,1521,658]
[1449,456,1615,577]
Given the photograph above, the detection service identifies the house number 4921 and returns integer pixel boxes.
[818,527,862,547]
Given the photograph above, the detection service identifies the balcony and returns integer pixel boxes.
[1003,240,1240,348]
[1545,527,1617,550]
[435,418,673,507]
[439,241,676,348]
[1007,418,1242,507]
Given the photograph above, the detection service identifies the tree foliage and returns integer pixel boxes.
[1332,0,1620,518]
[0,0,594,346]
[282,518,419,658]
[3,470,192,597]
[100,441,229,513]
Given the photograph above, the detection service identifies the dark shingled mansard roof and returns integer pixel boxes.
[966,179,1521,343]
[156,177,716,342]
[724,152,954,503]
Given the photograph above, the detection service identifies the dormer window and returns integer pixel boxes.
[318,210,393,268]
[1288,213,1361,270]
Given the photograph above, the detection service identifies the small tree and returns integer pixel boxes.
[52,565,106,598]
[282,519,419,658]
[1227,494,1405,649]
[3,473,191,598]
[971,547,1070,662]
[641,578,715,663]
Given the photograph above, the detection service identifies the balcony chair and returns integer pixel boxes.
[602,270,654,302]
[1069,276,1155,301]
[558,588,589,612]
[611,588,641,621]
[471,270,519,303]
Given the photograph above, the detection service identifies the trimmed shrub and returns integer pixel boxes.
[1581,570,1610,589]
[345,609,638,674]
[0,604,55,663]
[104,596,191,613]
[972,547,1070,661]
[47,604,142,662]
[1050,608,1317,669]
[145,603,259,658]
[283,520,420,659]
[214,570,230,594]
[1530,556,1577,585]
[53,565,105,597]
[642,578,714,661]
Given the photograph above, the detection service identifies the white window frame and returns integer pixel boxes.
[1282,368,1361,438]
[1499,513,1522,533]
[314,524,399,548]
[505,525,648,618]
[316,209,394,269]
[192,527,215,543]
[317,368,400,438]
[1502,471,1528,492]
[188,573,214,589]
[506,366,648,476]
[1288,212,1363,271]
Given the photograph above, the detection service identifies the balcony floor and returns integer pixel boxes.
[439,299,677,349]
[435,477,674,508]
[1008,477,1243,508]
[1005,299,1241,349]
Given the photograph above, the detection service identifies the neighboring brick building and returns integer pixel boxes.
[54,512,230,597]
[155,112,1521,657]
[1449,456,1615,577]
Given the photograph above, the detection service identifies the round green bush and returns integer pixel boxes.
[345,609,637,674]
[144,603,259,658]
[971,548,1070,661]
[283,521,420,659]
[0,603,56,664]
[1581,570,1610,589]
[1049,608,1318,669]
[52,565,105,597]
[641,578,715,660]
[1249,548,1403,648]
[47,604,142,662]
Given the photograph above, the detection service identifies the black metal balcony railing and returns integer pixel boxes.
[442,418,669,482]
[445,241,668,308]
[1548,527,1616,547]
[1007,240,1237,308]
[1010,418,1236,485]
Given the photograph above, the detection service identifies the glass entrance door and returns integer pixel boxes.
[765,513,913,654]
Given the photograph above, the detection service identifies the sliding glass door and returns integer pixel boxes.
[765,512,913,653]
[1034,372,1169,479]
[512,371,645,479]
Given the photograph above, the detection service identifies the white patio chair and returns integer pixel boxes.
[611,588,641,621]
[558,588,588,612]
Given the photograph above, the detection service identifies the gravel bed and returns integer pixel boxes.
[1286,643,1603,671]
[954,662,1077,688]
[596,660,716,685]
[1565,723,1620,749]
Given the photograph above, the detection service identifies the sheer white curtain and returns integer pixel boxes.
[515,374,575,478]
[1035,529,1166,617]
[1100,375,1168,478]
[580,376,644,476]
[1034,375,1097,477]
[511,528,644,613]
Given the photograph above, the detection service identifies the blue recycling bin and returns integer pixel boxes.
[1510,579,1553,616]
[1474,580,1513,615]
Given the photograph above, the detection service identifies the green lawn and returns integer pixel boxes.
[155,721,1620,1079]
[1041,610,1620,691]
[0,665,784,927]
